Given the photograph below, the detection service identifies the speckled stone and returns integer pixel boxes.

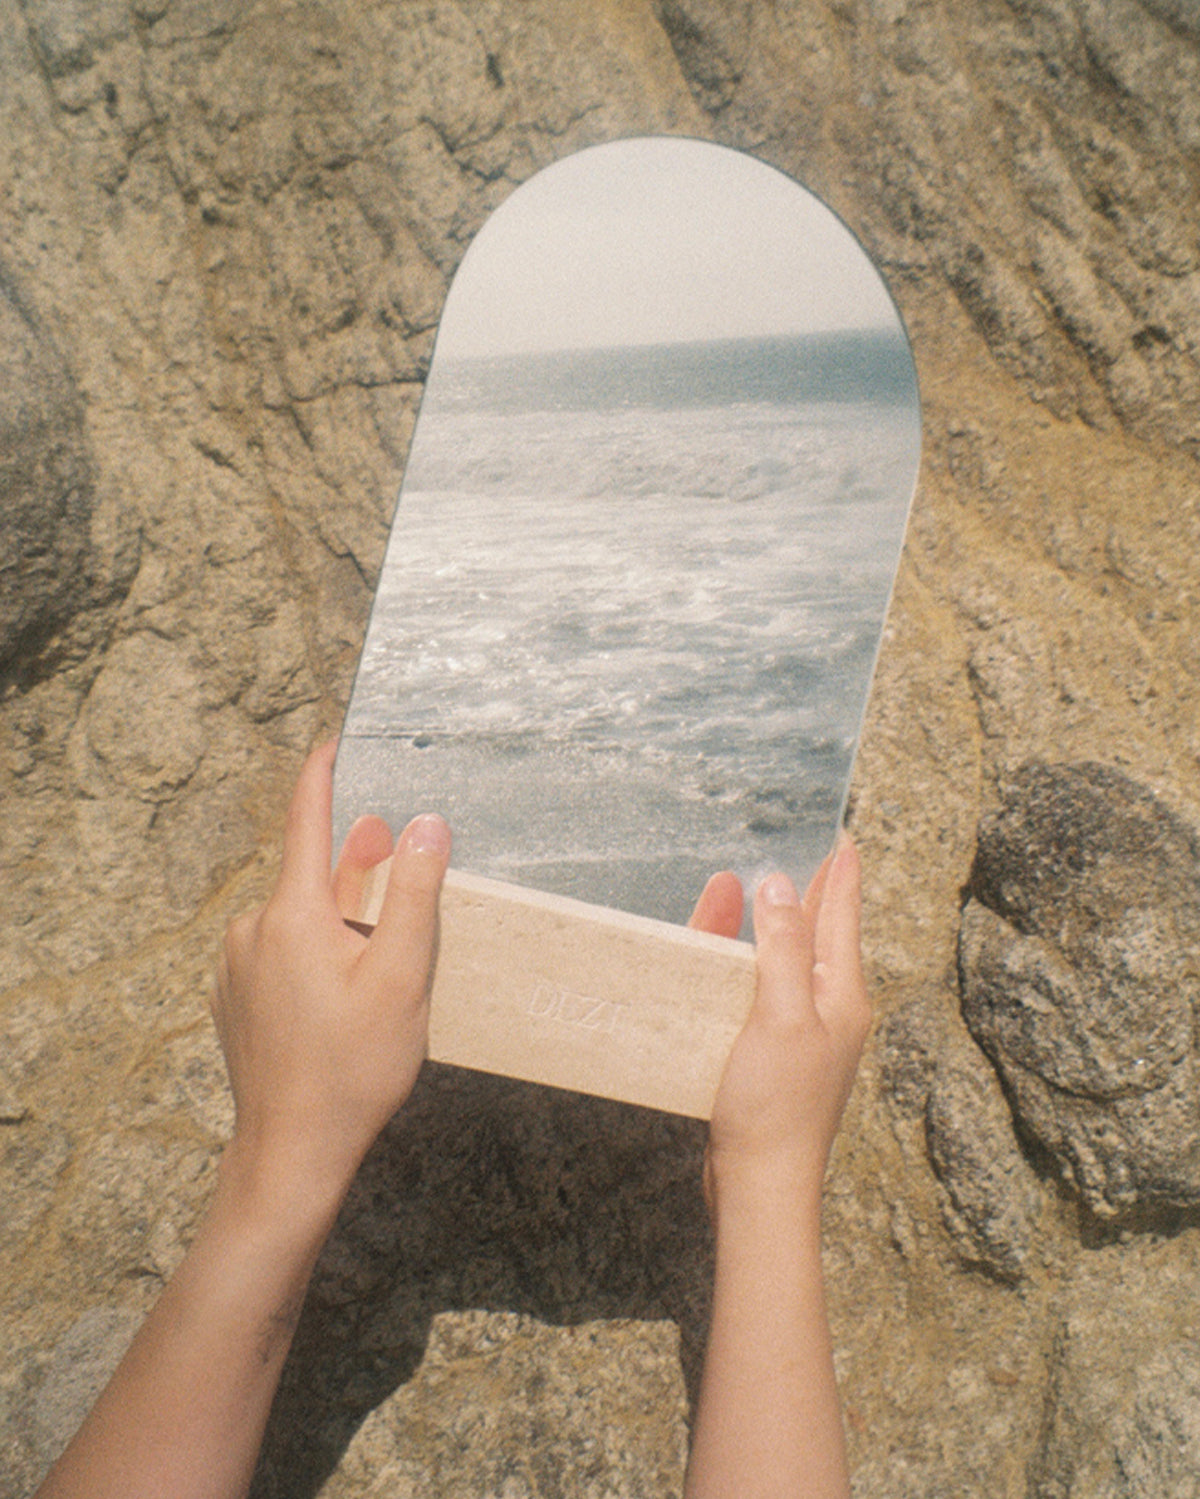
[320,1312,688,1499]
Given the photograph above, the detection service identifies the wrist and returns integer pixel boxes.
[705,1147,826,1242]
[215,1134,355,1244]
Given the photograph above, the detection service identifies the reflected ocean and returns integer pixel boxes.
[336,331,919,929]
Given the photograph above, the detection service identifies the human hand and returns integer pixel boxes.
[212,741,450,1211]
[690,837,870,1217]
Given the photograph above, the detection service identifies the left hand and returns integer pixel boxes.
[212,741,451,1208]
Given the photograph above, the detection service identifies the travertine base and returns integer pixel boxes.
[355,863,756,1119]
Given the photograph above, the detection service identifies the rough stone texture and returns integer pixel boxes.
[3,2,1200,1496]
[320,1312,688,1499]
[960,762,1200,1219]
[925,1037,1046,1281]
[24,1305,144,1484]
[1025,1242,1200,1498]
[245,1070,713,1497]
[0,269,138,685]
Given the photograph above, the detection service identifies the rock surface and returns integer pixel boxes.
[960,763,1200,1219]
[3,2,1200,1496]
[0,270,138,685]
[925,1036,1045,1281]
[1026,1244,1200,1498]
[320,1312,688,1499]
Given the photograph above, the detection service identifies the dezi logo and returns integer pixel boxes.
[527,981,627,1037]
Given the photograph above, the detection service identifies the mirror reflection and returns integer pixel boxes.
[334,137,920,931]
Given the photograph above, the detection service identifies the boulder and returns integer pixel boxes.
[960,763,1200,1218]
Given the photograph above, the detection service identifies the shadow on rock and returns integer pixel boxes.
[250,1064,712,1497]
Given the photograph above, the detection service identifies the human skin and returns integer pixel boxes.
[33,742,452,1499]
[683,840,870,1499]
[33,743,868,1499]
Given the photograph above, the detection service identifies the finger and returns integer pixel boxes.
[813,834,870,1034]
[276,740,338,901]
[359,814,451,1000]
[688,870,744,938]
[752,872,816,1029]
[801,845,835,915]
[332,815,396,920]
[814,834,862,972]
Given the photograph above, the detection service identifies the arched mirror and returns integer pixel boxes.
[332,137,919,1114]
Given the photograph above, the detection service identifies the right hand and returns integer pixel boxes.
[691,837,871,1216]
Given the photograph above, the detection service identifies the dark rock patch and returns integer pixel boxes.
[0,268,137,687]
[960,763,1200,1219]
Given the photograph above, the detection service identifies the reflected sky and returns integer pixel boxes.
[437,137,900,357]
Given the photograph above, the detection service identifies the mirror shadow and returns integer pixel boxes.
[250,1069,714,1497]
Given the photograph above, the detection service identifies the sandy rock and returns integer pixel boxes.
[1027,1244,1200,1498]
[3,2,1200,1495]
[0,1118,72,1255]
[69,632,207,802]
[26,1306,144,1482]
[1110,1343,1200,1499]
[320,1311,687,1499]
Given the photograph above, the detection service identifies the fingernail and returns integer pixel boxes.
[761,872,800,906]
[404,814,450,857]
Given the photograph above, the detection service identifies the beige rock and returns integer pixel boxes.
[320,1312,688,1499]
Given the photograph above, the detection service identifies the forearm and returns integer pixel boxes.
[35,1149,346,1499]
[686,1173,848,1499]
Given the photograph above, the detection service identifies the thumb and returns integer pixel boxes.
[812,835,871,1052]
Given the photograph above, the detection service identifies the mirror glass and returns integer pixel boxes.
[334,137,919,933]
